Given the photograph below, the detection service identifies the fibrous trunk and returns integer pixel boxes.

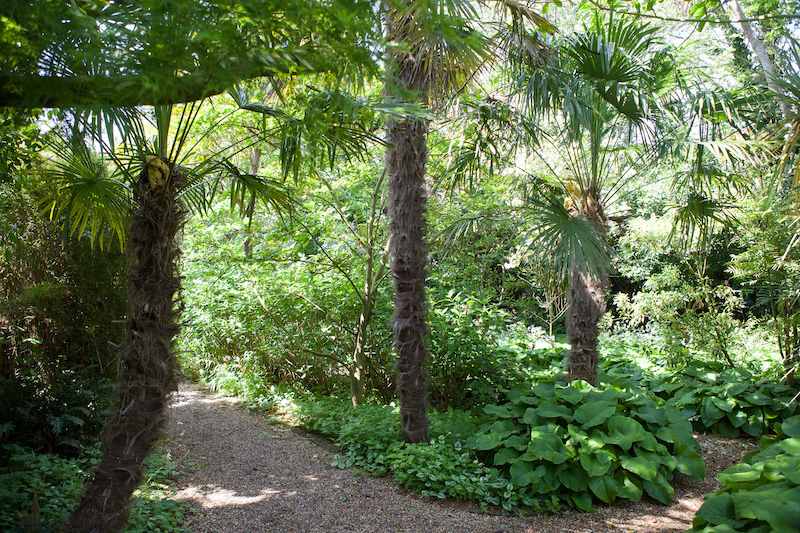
[565,267,606,385]
[63,159,185,533]
[387,113,430,443]
[385,2,431,444]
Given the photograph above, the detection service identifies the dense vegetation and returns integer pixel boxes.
[2,0,800,531]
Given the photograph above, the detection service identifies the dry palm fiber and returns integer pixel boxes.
[63,158,186,533]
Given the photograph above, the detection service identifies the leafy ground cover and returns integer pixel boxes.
[0,444,194,532]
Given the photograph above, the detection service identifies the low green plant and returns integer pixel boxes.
[0,444,193,532]
[297,395,554,511]
[689,415,800,533]
[605,361,799,438]
[467,378,705,511]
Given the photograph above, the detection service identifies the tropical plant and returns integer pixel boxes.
[38,102,289,532]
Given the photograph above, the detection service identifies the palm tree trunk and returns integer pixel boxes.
[386,112,431,443]
[63,159,185,533]
[565,266,605,385]
[384,1,432,444]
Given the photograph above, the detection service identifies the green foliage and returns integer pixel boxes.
[0,444,194,532]
[427,290,521,409]
[297,395,553,511]
[689,415,800,533]
[607,360,799,438]
[467,378,704,511]
[0,369,112,455]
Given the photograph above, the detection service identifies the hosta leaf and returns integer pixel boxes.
[675,443,706,480]
[620,454,658,481]
[695,493,735,524]
[509,459,544,487]
[484,405,514,418]
[744,392,773,406]
[570,490,594,512]
[781,416,800,438]
[522,407,541,426]
[559,467,591,492]
[711,396,737,413]
[642,472,674,504]
[633,405,666,426]
[750,487,800,533]
[777,437,800,455]
[573,401,617,428]
[558,386,585,405]
[727,410,748,428]
[717,464,761,485]
[615,470,643,501]
[493,447,521,465]
[579,450,613,477]
[536,402,573,420]
[474,433,506,450]
[589,474,619,503]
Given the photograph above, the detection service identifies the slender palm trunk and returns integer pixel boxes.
[566,190,607,385]
[565,267,605,385]
[63,159,185,533]
[384,1,432,444]
[386,111,431,443]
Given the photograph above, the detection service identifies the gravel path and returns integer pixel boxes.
[165,383,757,533]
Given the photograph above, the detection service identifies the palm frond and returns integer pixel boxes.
[520,196,613,282]
[38,136,132,251]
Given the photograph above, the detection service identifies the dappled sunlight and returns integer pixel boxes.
[175,484,275,508]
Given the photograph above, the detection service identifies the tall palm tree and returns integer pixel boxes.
[446,11,677,385]
[525,13,678,384]
[382,0,493,443]
[41,103,289,532]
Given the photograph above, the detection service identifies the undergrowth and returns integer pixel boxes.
[0,444,194,532]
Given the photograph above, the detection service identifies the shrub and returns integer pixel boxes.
[467,378,705,511]
[688,415,800,533]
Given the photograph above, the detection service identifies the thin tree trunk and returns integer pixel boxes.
[729,0,791,118]
[63,159,185,533]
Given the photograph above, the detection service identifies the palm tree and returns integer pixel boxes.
[41,103,288,532]
[446,11,677,385]
[382,0,494,443]
[525,13,678,384]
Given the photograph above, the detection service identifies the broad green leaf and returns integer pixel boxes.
[642,473,674,504]
[579,450,614,477]
[781,416,800,438]
[484,405,513,418]
[493,447,521,466]
[573,401,616,428]
[727,410,748,428]
[589,474,619,503]
[559,467,591,491]
[570,490,594,512]
[633,405,666,426]
[620,454,658,481]
[717,464,761,485]
[695,493,735,524]
[675,444,706,480]
[749,487,800,533]
[558,386,585,405]
[504,434,531,450]
[744,392,773,406]
[615,470,643,501]
[509,460,544,487]
[711,396,737,413]
[474,433,506,451]
[522,407,542,426]
[536,402,573,420]
[778,437,800,455]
